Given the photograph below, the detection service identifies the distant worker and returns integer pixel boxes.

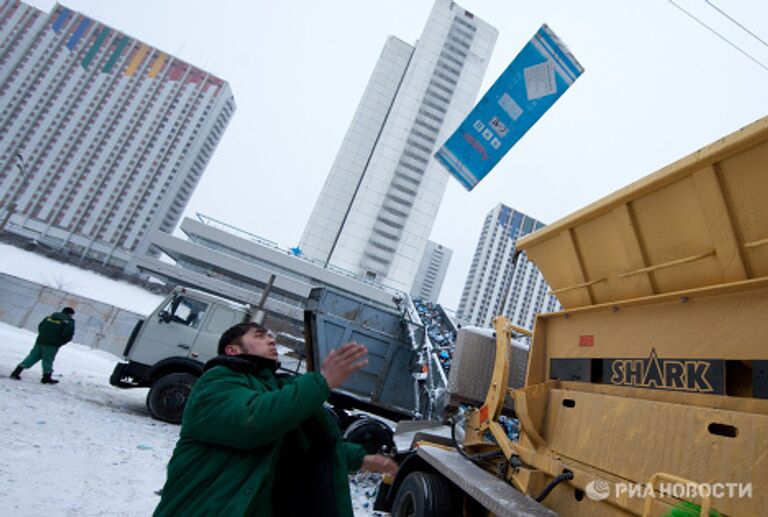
[154,322,398,517]
[10,307,76,384]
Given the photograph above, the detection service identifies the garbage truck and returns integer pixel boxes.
[373,116,768,516]
[109,277,443,456]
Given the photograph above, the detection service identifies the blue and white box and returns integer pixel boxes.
[435,24,584,191]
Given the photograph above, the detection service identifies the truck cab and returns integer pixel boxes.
[110,287,249,423]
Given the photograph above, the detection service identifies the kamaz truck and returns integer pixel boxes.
[109,280,445,460]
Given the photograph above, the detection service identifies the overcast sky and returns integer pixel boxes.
[24,0,768,309]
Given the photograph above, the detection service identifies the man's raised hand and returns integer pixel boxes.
[320,342,368,389]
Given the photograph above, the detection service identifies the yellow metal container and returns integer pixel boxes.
[516,116,768,309]
[506,116,768,516]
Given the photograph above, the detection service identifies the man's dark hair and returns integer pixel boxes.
[62,307,75,315]
[217,322,268,355]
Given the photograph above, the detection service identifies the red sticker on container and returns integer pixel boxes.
[479,405,489,423]
[579,335,594,347]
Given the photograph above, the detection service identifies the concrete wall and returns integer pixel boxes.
[0,273,144,357]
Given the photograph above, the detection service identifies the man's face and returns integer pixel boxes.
[229,328,278,360]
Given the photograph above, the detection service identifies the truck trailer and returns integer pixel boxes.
[375,116,768,516]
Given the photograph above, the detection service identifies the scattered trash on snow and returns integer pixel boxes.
[349,472,387,516]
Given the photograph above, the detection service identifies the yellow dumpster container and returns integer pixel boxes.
[509,116,768,517]
[517,116,768,309]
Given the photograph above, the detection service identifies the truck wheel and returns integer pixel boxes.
[146,372,197,424]
[329,405,356,431]
[392,471,459,517]
[343,416,395,454]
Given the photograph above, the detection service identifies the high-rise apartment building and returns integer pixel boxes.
[299,0,496,292]
[410,240,452,303]
[457,204,561,328]
[0,1,235,270]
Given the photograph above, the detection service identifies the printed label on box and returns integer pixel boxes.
[489,116,509,137]
[524,60,556,100]
[498,93,523,121]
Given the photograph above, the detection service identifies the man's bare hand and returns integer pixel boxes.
[361,454,398,475]
[320,342,368,389]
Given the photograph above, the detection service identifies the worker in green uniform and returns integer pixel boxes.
[10,307,76,384]
[154,322,398,516]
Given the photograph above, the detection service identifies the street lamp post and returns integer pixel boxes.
[0,152,26,233]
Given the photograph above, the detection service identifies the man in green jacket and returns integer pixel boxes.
[10,307,76,384]
[154,322,398,517]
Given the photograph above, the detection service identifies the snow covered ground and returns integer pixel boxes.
[0,245,384,515]
[0,324,382,516]
[0,322,177,516]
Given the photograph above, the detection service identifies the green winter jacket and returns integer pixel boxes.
[35,311,75,347]
[153,354,367,517]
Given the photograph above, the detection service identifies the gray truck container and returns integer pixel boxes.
[304,287,424,421]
